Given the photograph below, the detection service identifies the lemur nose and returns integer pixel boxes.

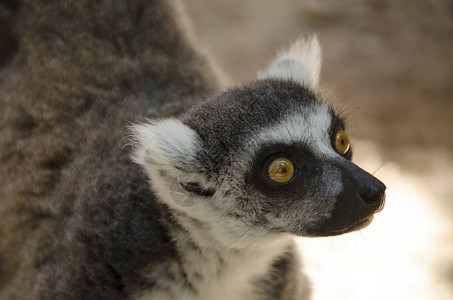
[360,181,386,207]
[333,157,387,211]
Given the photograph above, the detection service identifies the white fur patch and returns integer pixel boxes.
[258,35,321,89]
[131,118,215,211]
[131,118,201,179]
[133,218,296,300]
[254,104,337,159]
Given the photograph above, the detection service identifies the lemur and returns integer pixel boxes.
[0,0,385,299]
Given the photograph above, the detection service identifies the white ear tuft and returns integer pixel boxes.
[258,35,322,89]
[131,118,202,178]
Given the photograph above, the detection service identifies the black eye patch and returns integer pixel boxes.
[245,142,321,198]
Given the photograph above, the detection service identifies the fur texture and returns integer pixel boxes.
[0,0,218,298]
[0,0,385,299]
[258,36,321,89]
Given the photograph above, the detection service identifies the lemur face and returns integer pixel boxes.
[132,36,385,243]
[180,80,385,237]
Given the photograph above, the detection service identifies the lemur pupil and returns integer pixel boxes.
[281,167,287,173]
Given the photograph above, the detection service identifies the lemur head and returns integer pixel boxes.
[132,36,385,244]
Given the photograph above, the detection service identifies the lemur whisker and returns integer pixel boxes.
[372,161,386,175]
[224,224,257,249]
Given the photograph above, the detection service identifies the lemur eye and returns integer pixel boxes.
[267,158,295,183]
[335,129,350,155]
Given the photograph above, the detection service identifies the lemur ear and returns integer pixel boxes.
[131,118,203,179]
[258,35,321,89]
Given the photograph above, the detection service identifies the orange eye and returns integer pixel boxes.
[335,129,350,155]
[267,158,295,183]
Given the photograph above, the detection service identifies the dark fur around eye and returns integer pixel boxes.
[246,143,321,198]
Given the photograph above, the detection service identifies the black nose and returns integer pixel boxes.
[334,158,386,210]
[360,181,386,207]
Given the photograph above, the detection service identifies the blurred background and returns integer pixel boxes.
[184,0,453,299]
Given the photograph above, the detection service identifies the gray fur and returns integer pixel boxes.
[0,0,216,298]
[0,0,385,299]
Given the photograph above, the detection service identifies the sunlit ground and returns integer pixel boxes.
[297,140,453,300]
